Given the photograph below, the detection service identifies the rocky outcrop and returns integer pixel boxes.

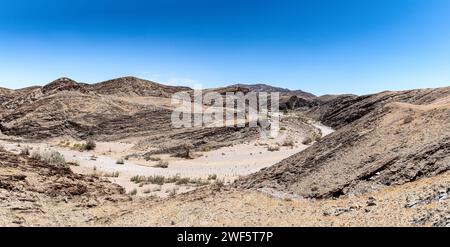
[0,148,128,213]
[280,95,319,111]
[308,87,450,129]
[236,88,450,198]
[41,77,89,94]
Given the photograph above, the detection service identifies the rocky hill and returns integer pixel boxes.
[89,76,191,97]
[0,77,260,155]
[236,87,450,198]
[229,83,316,99]
[308,88,450,129]
[0,148,128,226]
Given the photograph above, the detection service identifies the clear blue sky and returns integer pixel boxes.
[0,0,450,95]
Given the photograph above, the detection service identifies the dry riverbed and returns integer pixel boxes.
[0,123,334,198]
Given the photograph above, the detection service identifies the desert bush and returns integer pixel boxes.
[103,171,120,178]
[168,188,178,197]
[280,126,287,131]
[208,174,218,180]
[41,151,66,167]
[72,140,96,151]
[403,115,414,124]
[267,145,280,152]
[147,175,166,185]
[312,131,322,141]
[281,137,295,147]
[66,161,80,166]
[129,189,137,196]
[116,158,125,165]
[130,174,209,187]
[302,136,313,145]
[30,150,41,160]
[20,146,30,156]
[85,140,96,151]
[58,140,71,147]
[155,160,169,168]
[145,155,161,162]
[130,175,147,183]
[303,131,322,145]
[175,177,191,185]
[190,178,210,186]
[215,178,225,187]
[72,143,85,151]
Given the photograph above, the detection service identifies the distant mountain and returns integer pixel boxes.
[89,76,192,97]
[228,83,316,100]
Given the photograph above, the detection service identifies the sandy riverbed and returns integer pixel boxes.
[0,123,334,197]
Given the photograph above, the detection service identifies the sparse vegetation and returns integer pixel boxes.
[129,188,137,196]
[175,143,195,159]
[215,178,225,187]
[130,174,210,187]
[175,177,191,185]
[145,155,161,162]
[267,145,280,152]
[102,171,120,178]
[281,137,295,147]
[30,150,41,160]
[66,161,80,166]
[403,115,414,124]
[303,131,322,145]
[85,140,96,150]
[58,140,71,147]
[147,175,166,185]
[130,175,147,184]
[72,140,97,151]
[155,160,169,168]
[72,143,85,151]
[20,146,30,155]
[208,174,218,180]
[116,158,125,165]
[41,151,67,167]
[168,187,178,197]
[302,136,313,145]
[190,178,210,186]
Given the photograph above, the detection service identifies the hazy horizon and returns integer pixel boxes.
[1,0,450,95]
